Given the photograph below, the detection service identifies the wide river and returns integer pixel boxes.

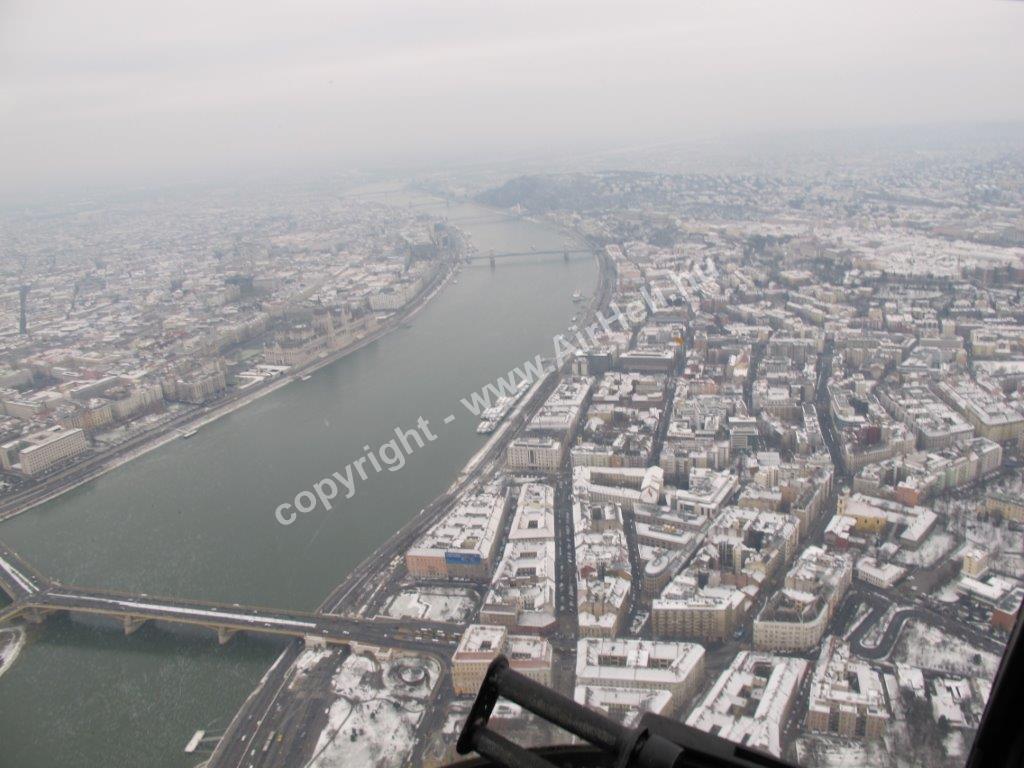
[0,190,597,768]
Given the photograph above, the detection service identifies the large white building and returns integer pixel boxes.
[162,365,227,404]
[673,468,737,519]
[877,383,974,450]
[0,426,88,475]
[526,376,593,435]
[575,638,705,720]
[652,576,750,641]
[452,624,553,695]
[406,486,512,579]
[574,686,674,726]
[754,546,852,652]
[686,651,808,758]
[574,501,632,637]
[652,507,799,641]
[368,276,424,311]
[481,483,558,631]
[936,378,1024,443]
[805,636,888,739]
[573,465,664,513]
[507,436,564,473]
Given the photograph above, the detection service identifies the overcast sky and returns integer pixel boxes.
[2,0,1022,199]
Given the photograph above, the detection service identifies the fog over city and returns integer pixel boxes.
[3,0,1024,199]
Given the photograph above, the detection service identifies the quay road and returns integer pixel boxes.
[0,539,48,600]
[210,642,306,768]
[0,406,205,522]
[0,256,458,523]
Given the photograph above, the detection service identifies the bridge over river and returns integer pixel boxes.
[0,539,463,652]
[468,247,592,263]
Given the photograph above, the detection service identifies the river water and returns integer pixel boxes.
[0,191,597,768]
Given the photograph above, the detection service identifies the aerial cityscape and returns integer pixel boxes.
[1,2,1023,768]
[1,130,1023,767]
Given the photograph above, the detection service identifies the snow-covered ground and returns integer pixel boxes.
[797,717,969,768]
[934,578,961,604]
[944,730,968,761]
[306,650,441,768]
[292,646,334,679]
[795,734,895,768]
[0,627,25,680]
[892,621,1001,681]
[962,516,1024,578]
[382,586,477,623]
[896,530,956,567]
[860,603,905,648]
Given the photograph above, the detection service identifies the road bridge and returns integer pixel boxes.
[467,247,591,263]
[0,538,464,652]
[2,584,464,650]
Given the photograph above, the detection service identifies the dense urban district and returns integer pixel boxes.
[3,140,1024,768]
[0,185,465,513]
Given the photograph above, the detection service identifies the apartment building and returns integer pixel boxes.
[0,426,88,476]
[406,487,512,579]
[754,546,852,652]
[452,624,553,695]
[574,638,705,716]
[805,637,888,739]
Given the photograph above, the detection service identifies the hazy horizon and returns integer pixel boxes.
[3,0,1023,202]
